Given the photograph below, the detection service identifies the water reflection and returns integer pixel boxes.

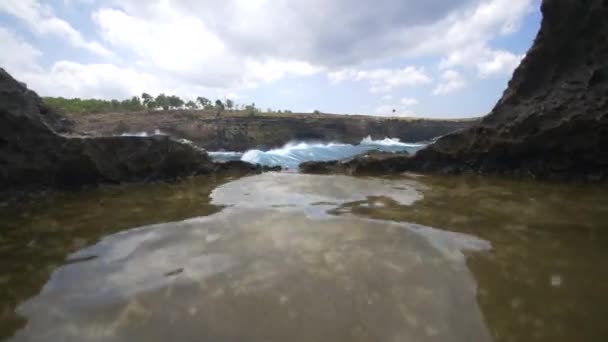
[12,208,492,342]
[211,172,424,218]
[333,174,608,342]
[8,173,494,342]
[3,173,608,341]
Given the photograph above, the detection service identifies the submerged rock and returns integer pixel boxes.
[0,68,222,192]
[302,0,608,181]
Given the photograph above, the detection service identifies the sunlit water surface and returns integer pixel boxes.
[1,173,607,342]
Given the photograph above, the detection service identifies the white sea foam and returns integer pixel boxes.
[120,129,165,137]
[211,136,428,169]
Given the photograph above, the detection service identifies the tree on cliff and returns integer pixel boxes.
[142,93,154,107]
[245,103,257,116]
[155,93,170,110]
[186,100,197,110]
[197,97,210,109]
[168,95,184,109]
[226,99,234,111]
[215,99,225,117]
[117,96,143,111]
[147,100,158,110]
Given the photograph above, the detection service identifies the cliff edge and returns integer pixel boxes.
[1,69,229,193]
[302,0,608,181]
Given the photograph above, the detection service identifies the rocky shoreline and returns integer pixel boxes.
[2,0,606,196]
[0,69,275,198]
[302,0,608,182]
[68,110,477,152]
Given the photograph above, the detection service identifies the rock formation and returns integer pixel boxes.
[70,111,477,151]
[0,68,242,193]
[302,0,608,181]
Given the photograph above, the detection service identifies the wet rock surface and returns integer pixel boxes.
[0,69,252,193]
[302,0,608,181]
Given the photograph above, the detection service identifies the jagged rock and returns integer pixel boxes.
[302,0,608,182]
[0,68,216,192]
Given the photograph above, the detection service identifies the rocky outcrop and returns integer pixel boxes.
[70,110,478,151]
[0,69,253,193]
[302,0,608,182]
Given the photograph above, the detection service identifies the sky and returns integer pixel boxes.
[0,0,541,118]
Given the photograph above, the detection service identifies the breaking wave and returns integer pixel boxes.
[210,136,427,169]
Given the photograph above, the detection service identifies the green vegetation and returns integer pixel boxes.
[43,93,245,115]
[43,96,145,114]
[43,93,306,117]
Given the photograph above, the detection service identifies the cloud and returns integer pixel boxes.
[0,0,111,56]
[19,61,164,99]
[0,28,205,100]
[439,43,524,78]
[433,70,467,95]
[0,27,42,73]
[476,50,524,78]
[329,67,432,93]
[409,0,534,57]
[0,0,536,116]
[130,0,532,66]
[401,97,419,106]
[93,6,321,89]
[93,0,531,89]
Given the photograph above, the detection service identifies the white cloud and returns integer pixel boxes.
[93,6,321,89]
[439,43,524,78]
[0,29,209,99]
[477,50,524,78]
[433,70,467,95]
[329,66,432,93]
[0,27,42,74]
[95,0,531,90]
[410,0,534,57]
[19,61,162,99]
[401,97,419,106]
[0,0,110,56]
[0,0,536,115]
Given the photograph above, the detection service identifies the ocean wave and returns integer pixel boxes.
[212,136,427,169]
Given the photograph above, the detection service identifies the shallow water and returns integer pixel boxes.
[1,173,607,341]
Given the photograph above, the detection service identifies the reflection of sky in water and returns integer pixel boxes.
[12,173,492,342]
[211,172,426,218]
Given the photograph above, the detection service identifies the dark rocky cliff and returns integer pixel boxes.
[70,111,477,151]
[0,69,220,192]
[303,0,608,181]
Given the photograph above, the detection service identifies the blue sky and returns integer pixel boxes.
[0,0,541,118]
